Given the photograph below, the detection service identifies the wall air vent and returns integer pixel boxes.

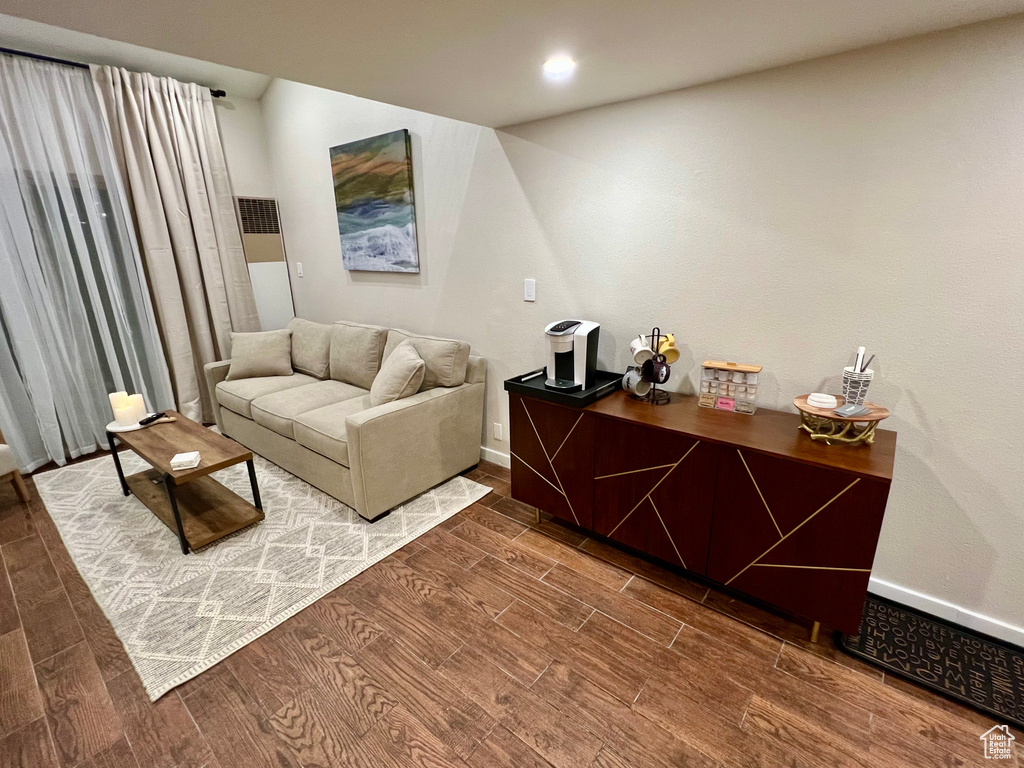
[237,196,281,235]
[234,196,294,330]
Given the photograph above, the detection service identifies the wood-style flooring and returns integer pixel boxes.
[0,458,1017,768]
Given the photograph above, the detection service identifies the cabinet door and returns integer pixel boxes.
[707,448,890,633]
[592,417,719,574]
[509,395,594,528]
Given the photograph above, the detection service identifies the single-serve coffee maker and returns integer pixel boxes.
[544,320,600,392]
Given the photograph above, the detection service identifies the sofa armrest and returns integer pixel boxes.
[345,381,485,520]
[203,359,232,432]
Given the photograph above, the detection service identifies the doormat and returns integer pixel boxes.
[840,594,1023,728]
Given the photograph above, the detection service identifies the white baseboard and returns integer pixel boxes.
[480,446,510,468]
[869,577,1024,648]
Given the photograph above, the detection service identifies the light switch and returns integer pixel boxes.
[524,278,536,302]
[296,262,304,277]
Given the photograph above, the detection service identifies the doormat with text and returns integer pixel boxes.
[841,594,1023,728]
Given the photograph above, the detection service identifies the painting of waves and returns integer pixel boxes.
[331,129,419,272]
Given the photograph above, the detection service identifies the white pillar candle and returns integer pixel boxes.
[113,405,135,427]
[108,391,128,417]
[126,394,146,424]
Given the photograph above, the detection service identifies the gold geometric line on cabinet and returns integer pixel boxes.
[725,478,860,586]
[649,497,686,569]
[510,451,565,496]
[605,440,701,538]
[737,449,783,539]
[551,413,583,462]
[751,564,871,573]
[595,463,677,480]
[520,400,580,525]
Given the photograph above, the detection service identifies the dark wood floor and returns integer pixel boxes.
[0,458,1016,768]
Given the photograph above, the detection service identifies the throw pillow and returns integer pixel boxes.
[330,321,389,390]
[370,340,425,407]
[288,318,331,378]
[381,329,470,391]
[226,329,293,380]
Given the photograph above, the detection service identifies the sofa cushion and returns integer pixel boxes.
[293,395,373,467]
[251,380,368,438]
[370,340,425,407]
[330,321,389,390]
[288,318,332,378]
[216,374,318,419]
[383,329,470,390]
[227,329,293,380]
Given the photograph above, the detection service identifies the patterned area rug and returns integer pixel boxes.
[34,449,489,700]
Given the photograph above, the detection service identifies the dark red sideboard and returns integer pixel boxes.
[509,390,897,634]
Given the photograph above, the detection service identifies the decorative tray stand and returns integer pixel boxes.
[793,395,890,445]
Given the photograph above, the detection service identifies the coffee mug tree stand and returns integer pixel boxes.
[633,327,672,405]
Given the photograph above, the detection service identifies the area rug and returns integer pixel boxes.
[841,594,1024,728]
[34,449,489,700]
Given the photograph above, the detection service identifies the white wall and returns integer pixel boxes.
[260,16,1024,635]
[215,95,276,198]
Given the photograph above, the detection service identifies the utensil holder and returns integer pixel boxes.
[842,366,873,406]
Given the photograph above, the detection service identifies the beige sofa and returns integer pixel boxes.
[204,318,485,521]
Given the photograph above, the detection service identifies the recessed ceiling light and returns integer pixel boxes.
[542,56,576,81]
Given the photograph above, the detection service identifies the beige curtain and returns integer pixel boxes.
[90,65,260,422]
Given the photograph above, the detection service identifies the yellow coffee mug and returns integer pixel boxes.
[658,333,680,364]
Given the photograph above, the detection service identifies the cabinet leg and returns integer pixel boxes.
[535,507,541,525]
[810,621,821,643]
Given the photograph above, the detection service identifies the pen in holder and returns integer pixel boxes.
[842,366,873,406]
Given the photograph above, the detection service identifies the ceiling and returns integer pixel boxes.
[0,14,270,99]
[2,0,1022,126]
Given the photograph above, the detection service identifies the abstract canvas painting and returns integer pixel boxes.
[331,129,419,272]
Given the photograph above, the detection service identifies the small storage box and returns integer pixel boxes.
[699,360,762,415]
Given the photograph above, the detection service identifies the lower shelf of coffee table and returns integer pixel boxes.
[126,468,264,550]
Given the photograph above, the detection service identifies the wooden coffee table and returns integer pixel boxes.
[105,410,264,554]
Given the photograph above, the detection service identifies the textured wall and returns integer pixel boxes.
[260,17,1024,629]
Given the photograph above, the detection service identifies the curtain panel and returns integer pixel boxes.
[91,66,260,422]
[0,54,175,471]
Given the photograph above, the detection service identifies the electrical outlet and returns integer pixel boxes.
[296,262,304,277]
[523,278,536,302]
[493,422,503,440]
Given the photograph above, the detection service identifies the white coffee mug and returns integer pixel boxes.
[629,335,654,365]
[622,368,652,397]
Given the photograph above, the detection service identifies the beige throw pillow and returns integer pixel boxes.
[288,318,332,378]
[330,321,389,390]
[370,340,425,407]
[227,329,293,380]
[382,329,470,391]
